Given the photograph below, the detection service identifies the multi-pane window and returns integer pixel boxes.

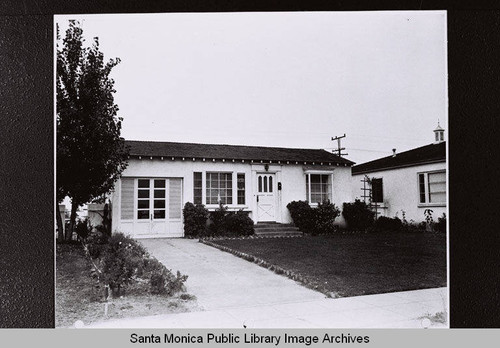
[237,173,245,205]
[193,172,202,204]
[257,174,273,193]
[371,178,383,203]
[194,172,246,205]
[306,174,332,204]
[206,172,233,204]
[419,171,446,204]
[137,179,150,219]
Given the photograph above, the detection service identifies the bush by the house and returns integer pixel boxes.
[286,200,314,233]
[208,203,230,235]
[342,199,375,231]
[87,232,187,298]
[372,216,403,232]
[183,202,209,237]
[224,210,254,236]
[312,200,341,235]
[287,200,341,235]
[208,203,254,236]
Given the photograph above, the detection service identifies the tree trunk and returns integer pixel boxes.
[56,201,64,242]
[66,201,78,241]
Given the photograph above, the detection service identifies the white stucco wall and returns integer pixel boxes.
[110,158,353,237]
[352,161,447,223]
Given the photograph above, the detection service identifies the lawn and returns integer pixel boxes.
[210,232,447,297]
[56,243,199,328]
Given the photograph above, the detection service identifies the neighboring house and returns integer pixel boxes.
[351,125,446,223]
[110,141,354,238]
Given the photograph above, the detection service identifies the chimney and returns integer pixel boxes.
[392,148,396,157]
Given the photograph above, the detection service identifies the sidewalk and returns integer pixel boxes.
[87,287,448,329]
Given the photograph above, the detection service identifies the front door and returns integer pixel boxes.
[135,178,167,236]
[256,173,276,222]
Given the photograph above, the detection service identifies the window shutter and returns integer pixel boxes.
[169,178,182,219]
[120,178,134,220]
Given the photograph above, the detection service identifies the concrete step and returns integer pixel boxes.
[254,223,298,230]
[253,231,303,237]
[254,226,299,231]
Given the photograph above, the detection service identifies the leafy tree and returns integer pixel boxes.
[57,21,128,241]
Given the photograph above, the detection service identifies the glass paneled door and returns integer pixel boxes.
[256,173,276,222]
[135,178,167,235]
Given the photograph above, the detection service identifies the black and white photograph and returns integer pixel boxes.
[55,11,448,329]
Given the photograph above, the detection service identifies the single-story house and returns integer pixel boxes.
[110,141,354,238]
[351,125,446,223]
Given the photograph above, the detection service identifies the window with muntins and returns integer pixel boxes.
[418,171,446,204]
[193,172,202,204]
[306,174,332,204]
[206,172,233,204]
[237,173,245,205]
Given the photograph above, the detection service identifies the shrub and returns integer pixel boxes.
[313,200,341,235]
[75,217,92,240]
[183,202,209,237]
[208,203,230,236]
[372,216,403,232]
[224,210,254,236]
[342,200,375,231]
[208,204,254,236]
[86,233,188,298]
[287,201,314,233]
[435,213,446,233]
[145,257,188,295]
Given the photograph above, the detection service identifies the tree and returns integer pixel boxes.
[57,21,128,241]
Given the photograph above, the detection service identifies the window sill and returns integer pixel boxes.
[418,203,446,208]
[206,205,249,211]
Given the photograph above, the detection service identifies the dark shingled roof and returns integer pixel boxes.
[125,140,354,165]
[352,142,446,175]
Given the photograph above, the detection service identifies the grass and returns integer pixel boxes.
[56,242,200,328]
[210,232,446,297]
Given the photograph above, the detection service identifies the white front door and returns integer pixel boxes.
[256,173,276,222]
[135,178,167,236]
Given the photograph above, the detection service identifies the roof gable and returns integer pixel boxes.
[125,140,354,166]
[352,142,446,174]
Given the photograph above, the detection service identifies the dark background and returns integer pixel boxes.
[0,1,498,328]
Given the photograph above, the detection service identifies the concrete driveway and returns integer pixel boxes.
[87,238,448,328]
[140,238,326,310]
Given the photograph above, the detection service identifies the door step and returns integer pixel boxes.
[254,223,303,237]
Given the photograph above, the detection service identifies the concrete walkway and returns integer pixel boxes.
[87,239,448,329]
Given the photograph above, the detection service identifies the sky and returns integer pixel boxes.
[55,11,447,165]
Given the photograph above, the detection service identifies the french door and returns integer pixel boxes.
[135,178,167,235]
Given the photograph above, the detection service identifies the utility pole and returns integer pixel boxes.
[331,134,348,157]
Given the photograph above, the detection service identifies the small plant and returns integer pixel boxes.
[424,209,434,232]
[183,202,209,237]
[208,202,230,236]
[342,199,375,231]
